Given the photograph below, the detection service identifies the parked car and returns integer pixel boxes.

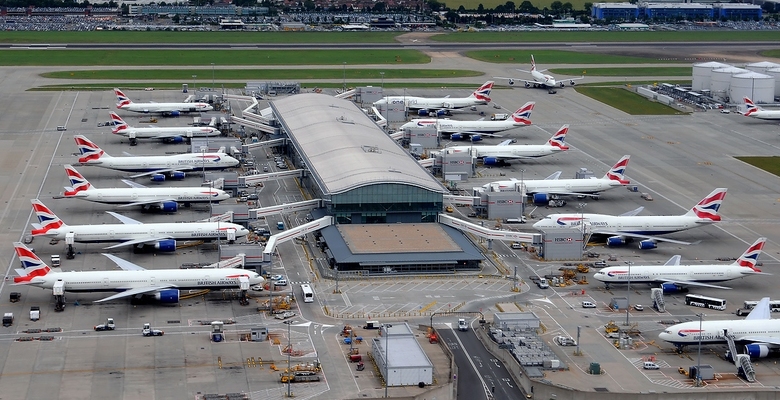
[634,304,644,311]
[582,301,597,308]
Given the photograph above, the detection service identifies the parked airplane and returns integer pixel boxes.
[373,81,493,116]
[659,297,780,358]
[495,55,585,93]
[56,164,230,212]
[398,102,535,142]
[108,112,221,145]
[594,237,767,290]
[532,188,727,249]
[482,155,630,203]
[444,125,569,165]
[12,242,263,304]
[29,199,249,251]
[742,97,780,120]
[115,88,213,116]
[74,135,238,181]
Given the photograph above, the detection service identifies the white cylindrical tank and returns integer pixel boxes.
[730,72,775,105]
[745,61,780,74]
[765,67,780,97]
[692,62,731,92]
[710,67,749,101]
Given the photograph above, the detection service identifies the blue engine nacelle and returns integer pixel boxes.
[154,289,180,304]
[451,133,464,141]
[164,136,184,144]
[638,240,657,250]
[160,201,178,213]
[745,344,770,359]
[154,239,177,252]
[417,109,429,116]
[151,174,166,182]
[167,110,181,117]
[170,171,186,180]
[532,193,551,204]
[470,135,482,142]
[606,236,626,246]
[483,157,500,166]
[661,283,679,292]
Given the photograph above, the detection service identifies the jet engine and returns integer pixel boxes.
[524,82,531,88]
[638,240,657,250]
[154,289,180,304]
[154,239,177,252]
[450,133,464,141]
[606,236,626,246]
[483,157,500,166]
[532,193,552,204]
[470,135,482,142]
[163,136,185,144]
[745,344,770,359]
[560,82,565,88]
[151,174,167,182]
[170,171,186,180]
[508,79,515,85]
[570,80,577,86]
[160,201,179,213]
[661,283,685,293]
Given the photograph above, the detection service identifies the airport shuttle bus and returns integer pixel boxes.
[685,294,727,311]
[301,284,314,303]
[737,300,780,316]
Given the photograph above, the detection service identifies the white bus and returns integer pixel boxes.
[736,300,780,316]
[301,284,314,303]
[685,294,726,311]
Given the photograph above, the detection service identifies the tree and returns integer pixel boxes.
[477,3,484,12]
[427,0,445,12]
[504,1,515,12]
[518,0,537,13]
[372,1,386,12]
[550,1,563,14]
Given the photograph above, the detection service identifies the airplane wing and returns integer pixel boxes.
[590,230,693,245]
[106,211,143,225]
[129,166,197,179]
[494,76,538,86]
[116,198,177,208]
[103,236,175,250]
[545,171,562,180]
[656,279,732,290]
[102,253,146,271]
[664,255,682,266]
[497,139,514,146]
[619,207,644,217]
[449,131,504,138]
[93,285,176,303]
[121,179,148,189]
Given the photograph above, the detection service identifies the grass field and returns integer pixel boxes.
[0,49,429,66]
[577,80,691,86]
[434,31,780,43]
[42,69,483,80]
[575,86,684,115]
[552,67,692,76]
[0,31,400,44]
[466,50,668,64]
[735,156,780,177]
[33,82,489,91]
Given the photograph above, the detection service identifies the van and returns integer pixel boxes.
[643,361,660,370]
[458,318,468,331]
[275,279,288,286]
[277,221,285,230]
[581,301,597,308]
[537,278,549,289]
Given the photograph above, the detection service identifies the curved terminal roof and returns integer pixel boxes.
[271,93,447,195]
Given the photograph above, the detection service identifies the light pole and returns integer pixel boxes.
[384,323,393,398]
[578,203,587,252]
[211,63,215,89]
[192,74,197,92]
[380,71,385,89]
[285,320,292,397]
[696,313,704,387]
[342,62,347,92]
[625,261,633,326]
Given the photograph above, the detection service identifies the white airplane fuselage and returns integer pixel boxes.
[447,144,562,159]
[531,70,558,88]
[745,110,780,120]
[114,126,220,139]
[81,153,238,173]
[402,119,525,134]
[119,102,213,114]
[20,268,263,293]
[533,214,709,235]
[66,187,230,205]
[34,221,249,243]
[379,96,487,110]
[659,320,780,346]
[486,178,622,194]
[594,264,746,286]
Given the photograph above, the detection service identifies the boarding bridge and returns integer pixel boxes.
[725,330,739,364]
[370,106,387,128]
[438,214,541,244]
[388,130,405,141]
[240,169,304,188]
[204,211,234,223]
[241,138,287,153]
[222,93,258,113]
[263,216,334,262]
[417,158,434,168]
[230,115,278,135]
[202,254,245,269]
[651,288,665,312]
[249,199,321,219]
[335,89,356,99]
[443,194,481,207]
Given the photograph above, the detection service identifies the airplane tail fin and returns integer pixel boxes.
[511,101,535,125]
[743,97,760,116]
[734,237,767,272]
[470,81,493,103]
[30,199,66,236]
[13,242,53,284]
[602,155,630,184]
[109,112,129,133]
[114,87,132,109]
[74,135,109,163]
[63,164,93,196]
[530,55,536,72]
[546,125,569,150]
[683,188,727,221]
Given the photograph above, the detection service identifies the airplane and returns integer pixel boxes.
[29,199,250,252]
[594,237,767,290]
[532,188,727,249]
[741,97,780,120]
[658,297,780,359]
[373,81,493,116]
[443,125,569,165]
[11,242,263,304]
[114,88,213,116]
[495,55,584,94]
[74,135,239,182]
[398,102,535,142]
[482,155,630,203]
[55,164,231,212]
[108,112,221,145]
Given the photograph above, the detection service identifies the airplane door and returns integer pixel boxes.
[109,230,115,239]
[103,277,110,287]
[97,192,103,201]
[565,183,571,191]
[150,276,156,286]
[132,192,138,200]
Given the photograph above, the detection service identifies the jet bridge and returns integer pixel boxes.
[240,169,304,188]
[241,138,287,153]
[249,199,321,219]
[438,214,541,245]
[230,115,278,135]
[443,194,481,207]
[262,216,334,262]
